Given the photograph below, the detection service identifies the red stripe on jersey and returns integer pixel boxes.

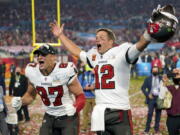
[119,111,123,121]
[77,113,80,135]
[59,63,68,68]
[128,110,134,135]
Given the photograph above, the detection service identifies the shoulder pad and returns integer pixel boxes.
[27,62,37,68]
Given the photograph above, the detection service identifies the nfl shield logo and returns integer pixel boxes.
[92,55,96,61]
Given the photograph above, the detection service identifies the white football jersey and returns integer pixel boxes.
[25,62,77,116]
[81,42,136,110]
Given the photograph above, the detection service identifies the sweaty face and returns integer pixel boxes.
[96,31,113,54]
[37,54,55,70]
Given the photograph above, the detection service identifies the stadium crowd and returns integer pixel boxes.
[0,0,180,48]
[0,0,180,135]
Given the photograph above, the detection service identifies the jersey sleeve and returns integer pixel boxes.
[117,42,139,64]
[80,48,97,68]
[125,44,141,64]
[25,63,37,84]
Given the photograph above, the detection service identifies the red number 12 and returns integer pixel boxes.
[94,64,115,89]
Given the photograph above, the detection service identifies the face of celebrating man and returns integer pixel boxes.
[96,31,113,54]
[37,53,56,71]
[33,44,58,73]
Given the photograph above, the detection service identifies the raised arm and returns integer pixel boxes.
[50,22,82,58]
[135,4,178,52]
[135,32,151,51]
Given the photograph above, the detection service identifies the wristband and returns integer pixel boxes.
[74,93,85,113]
[143,30,151,42]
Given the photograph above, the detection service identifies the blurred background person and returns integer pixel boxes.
[141,65,162,134]
[0,70,6,96]
[1,62,6,78]
[0,84,9,135]
[9,67,30,122]
[151,53,162,73]
[9,64,16,96]
[78,63,95,133]
[162,68,180,135]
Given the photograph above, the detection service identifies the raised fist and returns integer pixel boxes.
[11,97,22,111]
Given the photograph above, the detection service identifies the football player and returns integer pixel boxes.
[11,44,85,135]
[50,5,178,135]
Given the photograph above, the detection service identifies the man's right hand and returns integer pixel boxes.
[49,21,64,38]
[11,97,22,111]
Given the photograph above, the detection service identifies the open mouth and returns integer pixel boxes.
[39,61,45,67]
[97,44,101,48]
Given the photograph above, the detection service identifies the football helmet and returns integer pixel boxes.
[147,5,178,42]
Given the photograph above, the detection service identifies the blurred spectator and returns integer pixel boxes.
[151,53,162,70]
[0,0,180,47]
[0,70,6,96]
[1,62,6,78]
[10,64,16,74]
[176,58,180,68]
[159,52,165,70]
[171,53,179,69]
[141,65,162,134]
[172,53,179,64]
[78,63,95,133]
[161,68,180,135]
[9,67,30,122]
[164,54,173,74]
[141,52,152,63]
[0,58,2,74]
[0,85,9,135]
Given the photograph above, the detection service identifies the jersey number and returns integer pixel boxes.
[36,86,63,106]
[94,64,115,89]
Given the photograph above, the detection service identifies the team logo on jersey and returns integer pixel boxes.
[52,75,61,83]
[41,76,53,86]
[111,55,116,59]
[92,54,96,61]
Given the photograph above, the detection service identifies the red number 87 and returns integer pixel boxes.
[36,85,64,106]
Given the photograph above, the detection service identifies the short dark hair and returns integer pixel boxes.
[96,28,116,43]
